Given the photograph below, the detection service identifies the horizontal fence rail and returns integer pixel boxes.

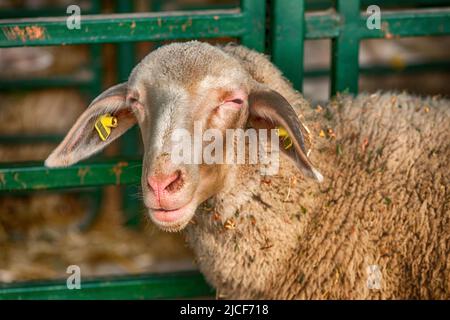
[0,159,142,191]
[1,8,449,47]
[0,10,244,47]
[305,0,450,9]
[305,8,450,39]
[0,271,214,299]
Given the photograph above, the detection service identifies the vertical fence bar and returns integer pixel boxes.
[116,0,141,227]
[270,0,305,91]
[331,0,360,95]
[241,0,266,52]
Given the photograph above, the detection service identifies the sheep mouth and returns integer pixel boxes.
[148,202,196,232]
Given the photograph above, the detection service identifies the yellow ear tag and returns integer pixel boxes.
[94,114,118,141]
[276,126,293,150]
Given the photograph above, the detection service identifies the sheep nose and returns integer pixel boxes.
[147,170,183,196]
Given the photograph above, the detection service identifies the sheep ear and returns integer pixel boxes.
[248,87,323,182]
[45,83,137,167]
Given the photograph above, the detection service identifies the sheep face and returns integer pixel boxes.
[45,41,321,232]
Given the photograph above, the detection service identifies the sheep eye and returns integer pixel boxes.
[127,97,139,106]
[216,95,245,112]
[127,97,145,121]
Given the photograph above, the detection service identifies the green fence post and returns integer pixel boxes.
[270,0,305,91]
[241,0,266,52]
[331,0,361,96]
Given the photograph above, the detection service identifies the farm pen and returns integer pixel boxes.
[0,0,449,299]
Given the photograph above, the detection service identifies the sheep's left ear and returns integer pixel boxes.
[248,86,323,182]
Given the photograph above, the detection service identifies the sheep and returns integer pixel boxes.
[45,41,450,299]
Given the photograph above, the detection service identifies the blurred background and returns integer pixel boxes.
[0,0,449,284]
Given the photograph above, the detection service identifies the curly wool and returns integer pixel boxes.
[184,46,450,299]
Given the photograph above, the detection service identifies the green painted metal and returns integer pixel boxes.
[0,271,214,299]
[360,8,450,38]
[271,0,305,91]
[151,0,238,11]
[331,0,361,95]
[306,3,450,96]
[240,0,266,51]
[268,1,450,96]
[305,11,340,39]
[307,7,450,41]
[2,7,447,46]
[0,159,142,192]
[116,1,136,83]
[0,6,97,19]
[305,0,450,10]
[148,0,450,13]
[0,0,102,91]
[359,0,450,7]
[0,10,245,47]
[305,8,450,40]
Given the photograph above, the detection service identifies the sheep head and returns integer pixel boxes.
[45,41,322,232]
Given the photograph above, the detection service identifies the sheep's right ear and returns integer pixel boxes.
[45,83,137,167]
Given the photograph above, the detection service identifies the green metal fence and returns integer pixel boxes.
[270,0,450,93]
[0,0,449,299]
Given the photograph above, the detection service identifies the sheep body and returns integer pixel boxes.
[185,45,450,299]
